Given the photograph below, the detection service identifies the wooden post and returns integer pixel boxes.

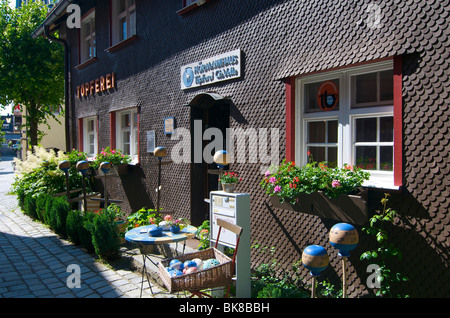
[342,257,347,298]
[311,276,317,298]
[156,158,162,214]
[81,174,87,213]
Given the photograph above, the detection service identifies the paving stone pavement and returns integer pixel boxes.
[0,150,175,298]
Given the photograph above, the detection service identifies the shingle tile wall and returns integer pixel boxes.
[66,0,449,297]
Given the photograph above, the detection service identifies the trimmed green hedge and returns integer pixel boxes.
[20,194,119,260]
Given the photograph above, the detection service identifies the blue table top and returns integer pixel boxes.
[125,225,197,245]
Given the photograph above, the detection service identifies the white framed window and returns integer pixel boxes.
[295,60,396,189]
[183,0,199,6]
[111,0,136,45]
[80,10,96,63]
[116,108,138,162]
[83,116,98,158]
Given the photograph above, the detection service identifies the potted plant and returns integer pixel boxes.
[219,171,242,193]
[160,215,189,233]
[260,160,370,225]
[93,147,132,175]
[161,214,189,234]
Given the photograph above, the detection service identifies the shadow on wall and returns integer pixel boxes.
[258,187,449,297]
[93,165,154,215]
[119,165,154,213]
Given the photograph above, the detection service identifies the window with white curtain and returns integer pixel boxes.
[111,0,136,45]
[296,60,395,188]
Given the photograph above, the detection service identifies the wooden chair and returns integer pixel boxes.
[189,218,243,298]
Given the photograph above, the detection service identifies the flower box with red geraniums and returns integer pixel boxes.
[261,160,370,225]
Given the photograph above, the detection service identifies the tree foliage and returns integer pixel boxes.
[0,0,64,146]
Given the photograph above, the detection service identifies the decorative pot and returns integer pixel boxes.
[221,183,236,193]
[159,221,171,231]
[170,225,180,234]
[269,190,368,225]
[148,225,163,237]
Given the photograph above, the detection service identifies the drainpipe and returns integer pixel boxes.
[44,25,71,152]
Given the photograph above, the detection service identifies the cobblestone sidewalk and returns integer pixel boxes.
[0,194,175,298]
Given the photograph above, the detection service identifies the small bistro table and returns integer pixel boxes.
[125,225,197,297]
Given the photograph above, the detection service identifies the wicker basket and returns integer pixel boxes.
[158,247,233,293]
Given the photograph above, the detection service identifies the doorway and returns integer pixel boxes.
[189,93,230,226]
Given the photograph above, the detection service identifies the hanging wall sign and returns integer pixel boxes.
[180,49,241,90]
[317,80,339,111]
[163,117,175,134]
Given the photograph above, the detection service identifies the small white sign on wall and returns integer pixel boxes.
[147,130,155,153]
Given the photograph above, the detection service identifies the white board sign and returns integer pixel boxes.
[210,194,237,248]
[181,49,241,90]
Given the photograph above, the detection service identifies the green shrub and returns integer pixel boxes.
[17,187,25,210]
[80,212,96,253]
[88,209,120,260]
[23,193,37,219]
[66,210,95,253]
[47,196,70,237]
[66,210,84,245]
[35,193,51,222]
[43,194,54,226]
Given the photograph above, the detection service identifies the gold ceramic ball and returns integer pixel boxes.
[58,160,71,170]
[154,147,167,158]
[213,150,230,166]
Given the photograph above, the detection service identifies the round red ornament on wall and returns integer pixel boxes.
[317,81,339,111]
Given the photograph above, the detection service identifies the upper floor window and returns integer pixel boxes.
[80,10,96,63]
[111,0,136,45]
[183,0,199,6]
[296,61,395,188]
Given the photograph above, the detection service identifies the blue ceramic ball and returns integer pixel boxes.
[192,258,203,270]
[165,266,174,274]
[169,259,184,271]
[302,245,329,276]
[203,258,220,270]
[170,269,183,277]
[329,223,359,257]
[184,260,197,269]
[148,225,163,237]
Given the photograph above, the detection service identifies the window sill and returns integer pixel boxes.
[362,174,400,191]
[105,35,138,53]
[75,57,97,70]
[177,0,211,16]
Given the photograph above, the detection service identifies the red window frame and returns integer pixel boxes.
[285,56,403,187]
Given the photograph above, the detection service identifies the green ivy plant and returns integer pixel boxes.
[360,193,409,297]
[126,207,163,231]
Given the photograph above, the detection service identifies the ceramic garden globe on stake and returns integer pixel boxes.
[302,245,329,298]
[100,162,112,208]
[329,222,359,298]
[153,147,167,214]
[76,160,90,213]
[58,160,71,200]
[213,150,230,191]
